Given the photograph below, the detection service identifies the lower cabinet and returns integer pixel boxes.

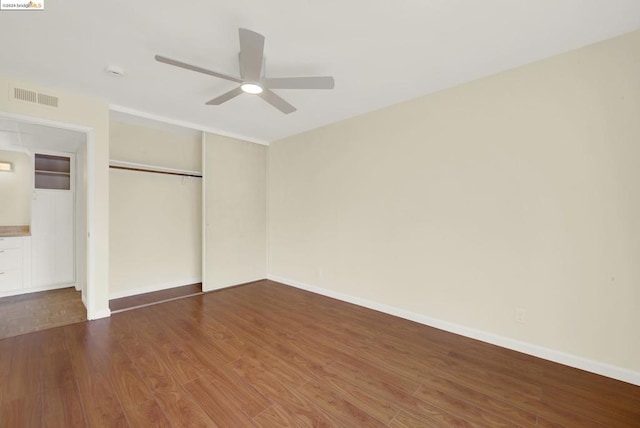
[0,236,32,297]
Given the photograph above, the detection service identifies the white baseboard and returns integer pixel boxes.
[268,274,640,387]
[109,278,202,300]
[203,276,266,292]
[88,308,111,320]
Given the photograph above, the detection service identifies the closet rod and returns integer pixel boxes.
[109,160,202,178]
[109,165,202,178]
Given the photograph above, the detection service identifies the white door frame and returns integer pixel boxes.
[0,112,98,319]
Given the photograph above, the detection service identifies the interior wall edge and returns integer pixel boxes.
[267,274,640,387]
[88,308,111,320]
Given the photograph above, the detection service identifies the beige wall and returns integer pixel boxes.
[109,121,202,298]
[203,133,266,290]
[110,120,201,172]
[0,150,31,226]
[269,31,640,374]
[0,76,110,319]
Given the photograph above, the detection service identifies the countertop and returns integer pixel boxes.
[0,225,31,237]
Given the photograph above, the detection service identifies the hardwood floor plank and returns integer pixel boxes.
[318,361,498,427]
[183,376,256,427]
[390,409,471,428]
[4,333,43,401]
[64,322,110,376]
[413,372,537,427]
[139,327,205,385]
[231,356,307,403]
[412,380,527,427]
[297,379,389,426]
[0,336,14,406]
[199,368,272,417]
[148,308,240,367]
[509,396,607,427]
[243,345,316,386]
[152,387,217,428]
[120,329,216,427]
[320,360,422,407]
[446,348,544,383]
[43,386,86,428]
[252,396,343,427]
[319,369,403,424]
[42,350,76,390]
[119,336,180,393]
[106,348,157,408]
[307,320,544,406]
[541,384,640,427]
[1,394,43,428]
[122,399,172,428]
[73,371,129,427]
[185,316,247,361]
[210,308,292,350]
[536,417,568,428]
[40,326,69,355]
[540,360,640,405]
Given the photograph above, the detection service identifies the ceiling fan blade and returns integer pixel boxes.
[238,28,265,81]
[155,55,241,83]
[259,90,297,114]
[205,87,244,105]
[265,76,335,90]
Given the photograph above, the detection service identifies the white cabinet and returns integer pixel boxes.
[0,236,32,296]
[32,190,75,288]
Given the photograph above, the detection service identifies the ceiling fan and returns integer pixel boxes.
[155,28,335,114]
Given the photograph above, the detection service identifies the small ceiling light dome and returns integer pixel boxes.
[241,82,263,94]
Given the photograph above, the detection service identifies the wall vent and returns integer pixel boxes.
[13,87,37,103]
[37,93,59,107]
[12,86,59,108]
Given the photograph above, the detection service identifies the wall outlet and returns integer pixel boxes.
[317,267,324,278]
[515,308,526,324]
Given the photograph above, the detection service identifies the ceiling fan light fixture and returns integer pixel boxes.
[241,82,263,94]
[155,28,334,113]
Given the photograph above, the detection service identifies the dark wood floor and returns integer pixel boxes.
[0,280,638,427]
[0,287,86,340]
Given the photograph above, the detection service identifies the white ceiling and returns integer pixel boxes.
[1,1,639,144]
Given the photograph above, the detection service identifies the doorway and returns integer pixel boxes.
[0,116,90,337]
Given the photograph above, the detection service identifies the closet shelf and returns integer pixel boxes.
[35,170,70,176]
[109,160,202,178]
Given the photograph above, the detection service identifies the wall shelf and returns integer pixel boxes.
[34,170,70,176]
[35,153,71,190]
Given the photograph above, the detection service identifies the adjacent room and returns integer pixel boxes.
[0,1,639,426]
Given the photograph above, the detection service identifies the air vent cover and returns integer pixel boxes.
[11,86,59,108]
[13,87,37,103]
[37,93,58,107]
